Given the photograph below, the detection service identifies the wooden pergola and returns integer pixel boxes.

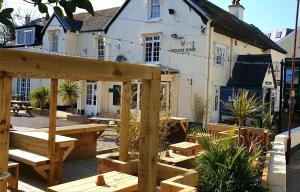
[0,48,161,192]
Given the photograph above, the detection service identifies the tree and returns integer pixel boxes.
[58,80,80,112]
[0,0,94,26]
[222,90,262,142]
[30,86,50,110]
[0,23,15,47]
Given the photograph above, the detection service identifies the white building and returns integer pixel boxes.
[7,0,286,123]
[97,0,286,122]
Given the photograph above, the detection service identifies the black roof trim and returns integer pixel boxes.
[41,14,68,35]
[104,0,130,33]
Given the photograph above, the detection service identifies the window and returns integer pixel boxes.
[17,29,34,45]
[98,38,105,60]
[276,31,282,38]
[16,78,30,100]
[215,44,227,66]
[150,0,160,19]
[145,35,160,63]
[285,67,299,85]
[113,85,121,106]
[51,33,59,52]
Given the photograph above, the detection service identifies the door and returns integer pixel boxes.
[85,82,98,116]
[16,78,30,100]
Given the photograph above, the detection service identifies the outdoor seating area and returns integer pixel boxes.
[11,100,33,117]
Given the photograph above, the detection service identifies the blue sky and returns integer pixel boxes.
[4,0,297,32]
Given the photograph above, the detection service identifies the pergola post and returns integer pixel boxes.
[138,79,160,192]
[48,79,58,185]
[0,73,12,192]
[119,82,131,161]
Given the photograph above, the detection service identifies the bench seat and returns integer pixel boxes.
[9,149,49,167]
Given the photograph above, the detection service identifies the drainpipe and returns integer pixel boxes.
[229,38,234,77]
[205,21,213,126]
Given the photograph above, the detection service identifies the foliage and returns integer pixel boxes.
[58,80,80,111]
[30,86,50,110]
[222,90,263,141]
[193,94,206,124]
[194,132,266,192]
[0,0,94,26]
[246,108,274,129]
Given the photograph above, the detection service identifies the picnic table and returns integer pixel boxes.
[170,142,202,156]
[48,171,138,192]
[11,100,33,116]
[161,116,189,133]
[159,150,195,165]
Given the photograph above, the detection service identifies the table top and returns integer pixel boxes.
[48,171,138,192]
[169,142,200,149]
[36,124,109,135]
[159,151,195,164]
[11,131,77,143]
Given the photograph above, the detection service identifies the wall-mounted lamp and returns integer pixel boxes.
[187,78,193,86]
[168,9,175,15]
[171,33,184,39]
[200,25,206,34]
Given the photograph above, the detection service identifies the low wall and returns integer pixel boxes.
[268,142,286,192]
[275,127,300,151]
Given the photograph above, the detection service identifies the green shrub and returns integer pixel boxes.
[195,132,267,192]
[30,86,50,110]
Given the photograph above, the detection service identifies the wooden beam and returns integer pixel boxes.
[138,79,161,192]
[0,73,12,192]
[0,49,161,81]
[119,82,131,161]
[48,79,58,185]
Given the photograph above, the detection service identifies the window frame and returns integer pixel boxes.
[16,28,35,45]
[50,32,59,52]
[215,44,227,67]
[144,34,160,64]
[275,31,282,38]
[16,78,31,100]
[97,38,105,60]
[149,0,161,20]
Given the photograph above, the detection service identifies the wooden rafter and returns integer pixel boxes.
[0,49,160,82]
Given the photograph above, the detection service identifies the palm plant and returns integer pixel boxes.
[222,90,262,142]
[30,86,50,110]
[58,80,80,112]
[195,132,265,192]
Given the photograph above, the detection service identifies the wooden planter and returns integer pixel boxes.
[97,153,198,191]
[31,109,49,116]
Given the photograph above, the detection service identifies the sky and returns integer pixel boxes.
[3,0,297,32]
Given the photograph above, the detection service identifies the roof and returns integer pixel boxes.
[105,0,286,54]
[227,54,276,88]
[15,18,46,29]
[43,7,119,33]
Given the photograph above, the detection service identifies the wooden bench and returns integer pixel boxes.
[9,131,76,183]
[8,161,19,191]
[35,124,108,160]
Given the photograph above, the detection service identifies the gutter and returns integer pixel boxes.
[205,20,212,125]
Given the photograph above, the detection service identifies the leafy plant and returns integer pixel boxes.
[30,86,50,110]
[194,132,266,192]
[222,90,263,142]
[0,0,94,26]
[58,80,80,112]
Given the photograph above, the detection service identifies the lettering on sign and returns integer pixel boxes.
[169,48,196,53]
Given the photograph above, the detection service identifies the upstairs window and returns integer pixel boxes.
[150,0,160,19]
[17,29,34,45]
[98,38,105,60]
[51,33,58,52]
[145,35,160,63]
[215,44,227,66]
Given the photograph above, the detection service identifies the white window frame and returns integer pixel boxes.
[97,38,105,60]
[215,44,227,66]
[16,78,31,100]
[149,0,160,20]
[16,28,35,45]
[144,34,160,64]
[50,32,59,52]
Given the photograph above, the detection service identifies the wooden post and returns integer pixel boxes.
[0,73,12,192]
[138,79,160,192]
[119,82,131,161]
[48,79,58,185]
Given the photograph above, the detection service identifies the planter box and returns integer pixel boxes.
[31,109,49,116]
[97,153,198,191]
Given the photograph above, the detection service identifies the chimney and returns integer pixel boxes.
[25,15,31,24]
[229,0,245,20]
